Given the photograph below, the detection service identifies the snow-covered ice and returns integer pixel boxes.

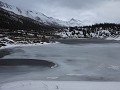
[1,42,120,90]
[0,43,120,82]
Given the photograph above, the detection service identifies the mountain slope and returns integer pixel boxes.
[0,7,60,30]
[0,1,82,27]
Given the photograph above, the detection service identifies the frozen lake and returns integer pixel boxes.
[1,42,120,83]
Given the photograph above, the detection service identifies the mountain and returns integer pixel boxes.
[0,1,82,27]
[67,18,83,26]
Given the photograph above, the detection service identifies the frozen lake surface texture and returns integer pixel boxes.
[0,41,120,83]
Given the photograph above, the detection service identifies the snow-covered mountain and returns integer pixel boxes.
[0,1,82,27]
[68,18,83,26]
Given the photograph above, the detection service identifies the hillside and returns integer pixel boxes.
[57,23,120,39]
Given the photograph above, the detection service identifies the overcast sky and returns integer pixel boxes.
[1,0,120,23]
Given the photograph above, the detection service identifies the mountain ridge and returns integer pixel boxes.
[0,1,83,27]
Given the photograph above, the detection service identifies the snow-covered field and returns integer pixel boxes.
[1,80,120,90]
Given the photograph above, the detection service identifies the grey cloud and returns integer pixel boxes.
[52,0,105,9]
[1,0,107,10]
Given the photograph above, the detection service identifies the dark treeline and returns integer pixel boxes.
[69,23,120,32]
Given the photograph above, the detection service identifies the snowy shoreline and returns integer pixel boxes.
[54,38,120,45]
[1,80,120,90]
[1,38,120,49]
[0,42,59,50]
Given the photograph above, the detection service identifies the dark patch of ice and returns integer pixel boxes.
[0,59,56,68]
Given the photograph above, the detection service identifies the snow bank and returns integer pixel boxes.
[106,37,116,40]
[115,36,120,40]
[1,80,120,90]
[106,36,120,40]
